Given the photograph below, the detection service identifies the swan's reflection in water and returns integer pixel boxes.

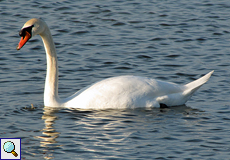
[34,105,199,159]
[36,106,61,160]
[35,106,93,159]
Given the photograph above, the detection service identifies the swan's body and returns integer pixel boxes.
[17,18,213,109]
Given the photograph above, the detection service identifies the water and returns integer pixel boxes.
[0,0,230,159]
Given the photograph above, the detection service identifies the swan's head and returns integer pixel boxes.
[17,18,47,50]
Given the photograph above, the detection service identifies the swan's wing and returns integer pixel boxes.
[62,76,186,109]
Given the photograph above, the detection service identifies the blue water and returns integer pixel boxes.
[0,0,230,159]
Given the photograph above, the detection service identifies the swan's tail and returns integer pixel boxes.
[156,70,214,107]
[185,70,214,92]
[180,70,214,103]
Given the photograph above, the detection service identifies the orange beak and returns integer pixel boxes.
[16,31,31,50]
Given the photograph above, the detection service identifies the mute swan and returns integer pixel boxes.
[17,18,213,109]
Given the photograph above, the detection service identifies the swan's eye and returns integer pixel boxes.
[19,25,34,38]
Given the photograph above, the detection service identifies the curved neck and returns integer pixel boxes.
[40,27,60,106]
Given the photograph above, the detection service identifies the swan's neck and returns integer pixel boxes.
[40,28,60,106]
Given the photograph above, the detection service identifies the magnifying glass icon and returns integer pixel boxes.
[3,141,18,157]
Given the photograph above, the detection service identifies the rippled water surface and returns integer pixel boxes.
[1,0,230,159]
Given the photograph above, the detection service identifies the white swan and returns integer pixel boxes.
[17,18,213,109]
